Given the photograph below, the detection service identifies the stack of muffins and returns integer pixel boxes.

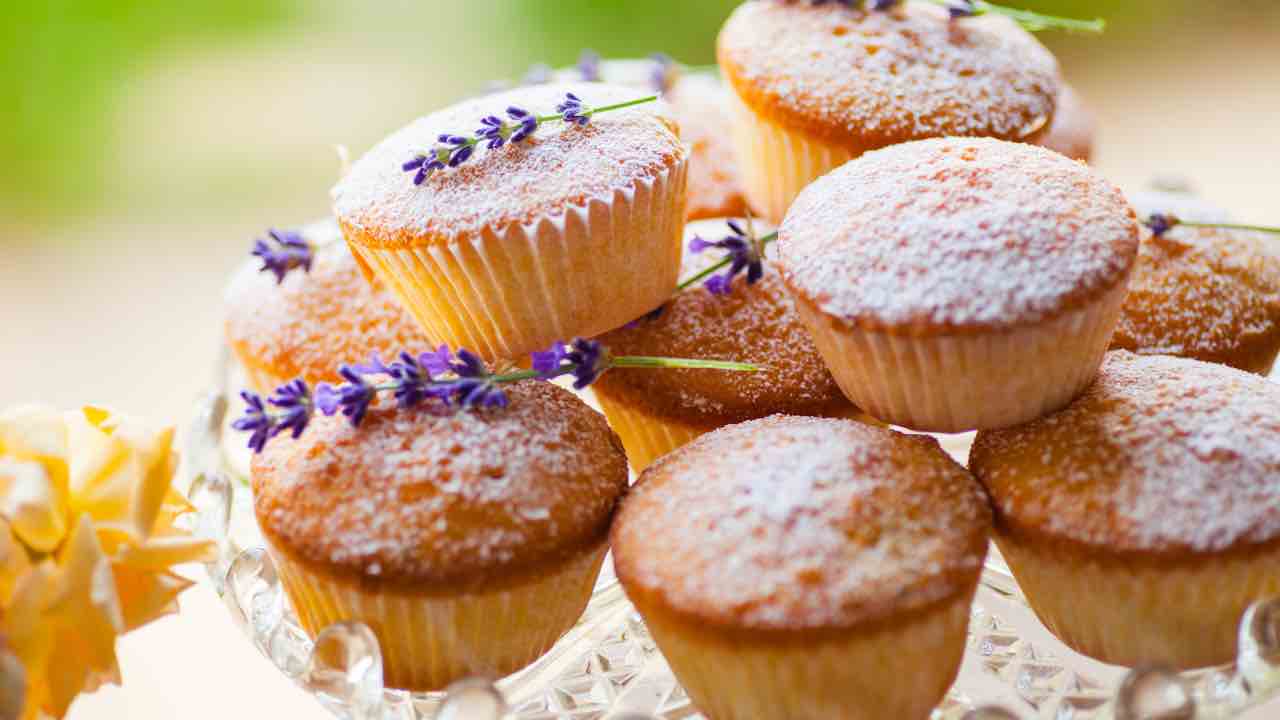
[223,2,1280,718]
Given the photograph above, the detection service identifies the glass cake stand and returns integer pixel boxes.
[181,346,1280,720]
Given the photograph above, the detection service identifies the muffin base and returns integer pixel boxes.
[591,390,715,471]
[633,590,976,720]
[346,162,687,363]
[268,539,608,692]
[792,281,1129,433]
[594,388,869,471]
[997,534,1280,670]
[726,88,857,224]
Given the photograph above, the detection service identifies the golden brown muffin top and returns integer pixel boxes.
[612,415,991,635]
[594,219,853,425]
[779,138,1140,333]
[334,83,685,249]
[971,351,1280,559]
[1036,83,1095,162]
[717,1,1059,151]
[224,220,426,386]
[1112,191,1280,375]
[253,381,628,592]
[667,74,749,220]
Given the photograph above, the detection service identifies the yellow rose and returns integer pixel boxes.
[0,406,215,719]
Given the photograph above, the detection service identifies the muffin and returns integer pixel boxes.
[971,352,1280,669]
[718,0,1060,222]
[253,381,628,691]
[613,415,991,720]
[1036,83,1095,162]
[334,82,688,362]
[667,74,750,220]
[779,138,1139,432]
[224,219,426,394]
[550,58,749,220]
[1111,190,1280,374]
[592,218,866,470]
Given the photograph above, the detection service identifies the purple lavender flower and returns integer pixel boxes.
[476,115,508,149]
[650,53,675,94]
[946,0,979,19]
[440,134,475,168]
[872,0,903,9]
[271,380,314,439]
[507,106,539,142]
[1144,213,1180,237]
[689,219,765,296]
[315,365,376,427]
[419,344,454,377]
[426,349,509,408]
[384,351,433,409]
[232,380,315,453]
[578,50,602,81]
[402,150,447,185]
[531,343,568,377]
[231,391,274,454]
[534,339,609,390]
[403,134,479,184]
[556,93,590,126]
[251,229,313,284]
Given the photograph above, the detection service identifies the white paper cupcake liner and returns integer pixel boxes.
[348,161,688,363]
[998,535,1280,669]
[725,88,857,224]
[268,539,608,692]
[636,587,975,720]
[794,281,1129,433]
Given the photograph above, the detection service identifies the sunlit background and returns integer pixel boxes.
[2,2,1279,716]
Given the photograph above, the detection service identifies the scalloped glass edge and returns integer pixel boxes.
[176,347,1280,720]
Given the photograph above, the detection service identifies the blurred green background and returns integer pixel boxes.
[2,0,1278,420]
[3,0,1278,231]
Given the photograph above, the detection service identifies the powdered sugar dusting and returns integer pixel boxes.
[779,138,1140,330]
[972,351,1280,555]
[1113,191,1280,366]
[253,381,628,585]
[612,416,990,631]
[224,219,427,384]
[333,83,684,244]
[595,219,853,422]
[718,1,1059,145]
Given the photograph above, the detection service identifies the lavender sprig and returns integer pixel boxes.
[1144,214,1280,239]
[235,341,758,453]
[787,0,1104,32]
[680,218,779,295]
[251,229,313,284]
[929,0,1105,32]
[402,93,659,184]
[533,339,760,389]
